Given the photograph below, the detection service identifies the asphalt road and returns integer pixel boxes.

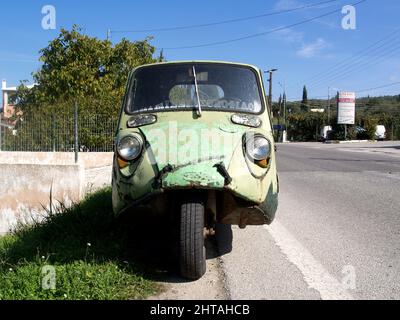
[218,141,400,300]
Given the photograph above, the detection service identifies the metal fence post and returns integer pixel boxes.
[74,101,79,163]
[52,114,56,152]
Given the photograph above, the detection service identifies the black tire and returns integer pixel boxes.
[215,223,233,256]
[180,197,206,280]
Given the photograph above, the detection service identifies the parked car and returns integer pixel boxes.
[354,126,366,134]
[112,61,279,280]
[375,125,386,141]
[354,126,368,140]
[320,126,333,141]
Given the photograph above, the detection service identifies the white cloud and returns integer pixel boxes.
[297,38,329,58]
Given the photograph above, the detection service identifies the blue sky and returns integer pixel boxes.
[1,0,399,104]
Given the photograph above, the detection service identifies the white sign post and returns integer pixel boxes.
[337,92,356,140]
[338,92,356,125]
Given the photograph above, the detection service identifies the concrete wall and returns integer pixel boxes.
[0,152,113,169]
[0,152,113,235]
[84,166,113,194]
[0,163,85,235]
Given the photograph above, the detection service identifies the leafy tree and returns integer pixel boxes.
[16,25,161,117]
[363,117,379,139]
[286,112,327,141]
[10,26,162,151]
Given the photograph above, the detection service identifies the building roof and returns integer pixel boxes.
[2,84,36,92]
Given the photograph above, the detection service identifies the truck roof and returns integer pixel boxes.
[132,60,261,73]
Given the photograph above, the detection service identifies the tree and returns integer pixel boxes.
[271,95,281,120]
[278,94,282,116]
[158,49,166,63]
[286,112,327,142]
[16,25,160,117]
[11,26,162,152]
[301,85,308,112]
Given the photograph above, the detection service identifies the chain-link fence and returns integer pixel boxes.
[0,112,117,152]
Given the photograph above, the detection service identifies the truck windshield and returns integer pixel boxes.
[127,63,264,114]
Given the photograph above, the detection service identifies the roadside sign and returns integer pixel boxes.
[337,92,356,125]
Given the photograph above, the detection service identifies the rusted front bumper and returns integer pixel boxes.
[114,159,278,226]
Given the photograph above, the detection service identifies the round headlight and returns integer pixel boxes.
[117,135,143,161]
[246,136,271,161]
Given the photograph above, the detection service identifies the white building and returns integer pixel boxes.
[1,80,35,119]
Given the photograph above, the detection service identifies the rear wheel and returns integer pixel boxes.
[179,196,207,280]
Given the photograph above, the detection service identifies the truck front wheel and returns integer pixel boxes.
[179,196,207,280]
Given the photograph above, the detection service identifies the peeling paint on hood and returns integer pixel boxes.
[139,113,248,170]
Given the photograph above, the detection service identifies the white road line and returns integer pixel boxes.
[264,222,354,300]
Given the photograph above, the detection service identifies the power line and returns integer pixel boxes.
[306,36,400,88]
[309,43,400,91]
[162,0,366,50]
[110,0,342,33]
[287,95,330,101]
[355,81,400,94]
[289,81,400,100]
[293,27,400,88]
[306,33,400,88]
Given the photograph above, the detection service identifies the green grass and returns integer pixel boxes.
[0,188,157,300]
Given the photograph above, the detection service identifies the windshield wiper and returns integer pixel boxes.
[192,66,202,117]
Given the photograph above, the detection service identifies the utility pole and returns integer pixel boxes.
[327,87,331,125]
[283,91,287,142]
[279,81,287,128]
[264,69,278,110]
[269,72,273,109]
[277,95,282,142]
[107,29,111,41]
[278,94,282,126]
[278,81,287,142]
[283,92,286,124]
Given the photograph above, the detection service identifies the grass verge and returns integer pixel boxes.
[0,188,157,300]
